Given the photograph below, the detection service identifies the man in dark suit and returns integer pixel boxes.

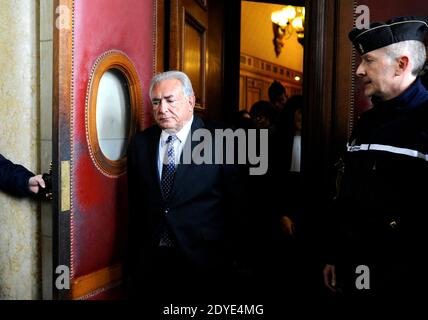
[0,153,45,196]
[127,71,244,301]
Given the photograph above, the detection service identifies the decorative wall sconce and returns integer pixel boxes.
[271,6,305,57]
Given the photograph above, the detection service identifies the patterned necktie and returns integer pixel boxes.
[159,135,177,247]
[161,135,178,200]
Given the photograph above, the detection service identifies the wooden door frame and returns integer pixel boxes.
[155,0,167,73]
[302,0,355,200]
[52,0,73,300]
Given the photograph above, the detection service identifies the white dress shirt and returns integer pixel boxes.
[157,116,194,179]
[290,134,301,172]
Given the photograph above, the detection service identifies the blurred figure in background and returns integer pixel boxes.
[268,80,288,118]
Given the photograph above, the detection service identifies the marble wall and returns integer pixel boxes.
[0,0,41,299]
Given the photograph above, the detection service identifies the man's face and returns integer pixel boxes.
[274,93,288,110]
[151,78,195,133]
[253,114,271,129]
[356,47,397,100]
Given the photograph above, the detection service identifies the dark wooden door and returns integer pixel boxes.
[164,0,226,120]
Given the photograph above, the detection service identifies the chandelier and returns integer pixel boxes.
[271,5,305,57]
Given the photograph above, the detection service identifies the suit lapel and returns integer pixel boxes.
[148,126,163,198]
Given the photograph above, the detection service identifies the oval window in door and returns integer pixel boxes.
[86,51,142,176]
[96,69,131,161]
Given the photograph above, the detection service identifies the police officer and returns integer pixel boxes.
[0,153,45,196]
[323,17,428,296]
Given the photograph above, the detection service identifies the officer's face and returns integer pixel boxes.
[151,78,195,133]
[356,47,398,100]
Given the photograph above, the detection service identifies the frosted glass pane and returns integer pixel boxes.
[96,69,130,161]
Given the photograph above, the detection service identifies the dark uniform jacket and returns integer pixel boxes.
[328,79,428,290]
[0,154,33,196]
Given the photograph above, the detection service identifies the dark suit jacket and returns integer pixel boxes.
[127,116,244,281]
[0,154,33,196]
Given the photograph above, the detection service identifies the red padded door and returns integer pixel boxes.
[54,0,154,299]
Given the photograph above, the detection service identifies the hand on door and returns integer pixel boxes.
[35,162,53,200]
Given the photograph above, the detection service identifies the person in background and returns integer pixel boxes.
[268,80,288,115]
[244,99,298,299]
[270,95,304,295]
[249,100,276,130]
[274,95,303,175]
[232,109,253,130]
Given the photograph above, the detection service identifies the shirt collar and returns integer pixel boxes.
[160,115,194,146]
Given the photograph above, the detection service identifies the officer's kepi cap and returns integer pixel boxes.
[349,16,428,55]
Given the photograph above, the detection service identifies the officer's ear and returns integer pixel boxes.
[395,56,410,75]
